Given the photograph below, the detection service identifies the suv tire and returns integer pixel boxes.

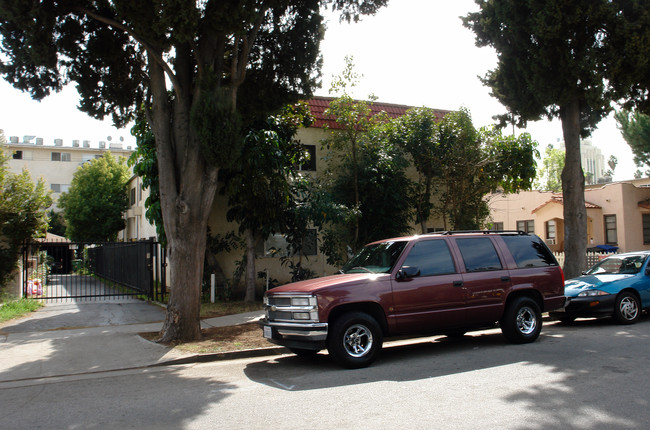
[327,312,383,369]
[500,296,542,344]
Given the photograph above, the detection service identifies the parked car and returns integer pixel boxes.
[550,251,650,325]
[260,231,566,368]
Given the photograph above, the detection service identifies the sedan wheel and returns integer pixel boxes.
[613,292,641,324]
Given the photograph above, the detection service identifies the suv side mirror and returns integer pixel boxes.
[396,266,420,281]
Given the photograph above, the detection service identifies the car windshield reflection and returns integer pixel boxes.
[586,255,647,275]
[340,241,407,274]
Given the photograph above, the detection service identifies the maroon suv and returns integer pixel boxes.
[260,231,565,368]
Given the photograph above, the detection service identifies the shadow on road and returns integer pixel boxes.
[245,314,650,429]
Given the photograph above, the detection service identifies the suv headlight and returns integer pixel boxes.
[265,294,319,322]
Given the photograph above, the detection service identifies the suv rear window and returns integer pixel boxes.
[456,237,503,272]
[501,235,558,268]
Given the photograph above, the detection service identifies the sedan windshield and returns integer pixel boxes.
[340,241,407,274]
[586,255,647,275]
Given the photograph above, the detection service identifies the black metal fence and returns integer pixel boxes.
[22,239,167,302]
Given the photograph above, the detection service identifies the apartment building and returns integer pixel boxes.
[2,135,134,211]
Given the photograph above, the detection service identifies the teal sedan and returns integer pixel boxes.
[551,251,650,324]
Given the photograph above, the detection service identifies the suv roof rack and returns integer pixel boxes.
[433,230,528,236]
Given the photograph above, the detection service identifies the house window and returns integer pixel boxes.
[545,220,556,244]
[130,187,136,207]
[490,222,504,231]
[13,150,22,159]
[262,229,318,257]
[604,215,617,244]
[299,145,317,171]
[516,220,534,234]
[644,214,650,245]
[51,152,71,162]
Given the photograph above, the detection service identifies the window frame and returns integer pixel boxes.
[604,214,617,245]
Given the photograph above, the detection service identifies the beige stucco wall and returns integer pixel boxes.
[3,141,133,211]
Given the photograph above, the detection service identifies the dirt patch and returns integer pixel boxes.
[141,322,274,354]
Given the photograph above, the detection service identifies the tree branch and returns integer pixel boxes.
[72,6,182,94]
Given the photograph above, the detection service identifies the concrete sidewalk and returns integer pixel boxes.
[0,300,277,386]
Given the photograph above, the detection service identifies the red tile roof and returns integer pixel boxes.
[531,196,601,213]
[306,96,449,129]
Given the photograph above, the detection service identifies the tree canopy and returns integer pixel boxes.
[0,0,388,341]
[615,109,650,177]
[535,145,565,192]
[0,150,51,290]
[464,0,650,277]
[58,152,130,242]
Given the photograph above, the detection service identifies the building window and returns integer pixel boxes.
[545,220,556,244]
[604,214,617,244]
[130,187,136,207]
[644,214,650,245]
[50,184,70,194]
[299,145,317,171]
[13,150,22,159]
[516,220,534,234]
[51,152,71,161]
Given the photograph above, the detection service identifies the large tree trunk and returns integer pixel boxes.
[148,53,219,342]
[560,98,587,279]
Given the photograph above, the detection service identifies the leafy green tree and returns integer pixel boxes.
[464,1,650,277]
[536,145,565,192]
[0,151,51,290]
[222,103,312,302]
[319,58,413,260]
[0,1,387,341]
[58,152,129,242]
[434,109,538,230]
[387,108,442,233]
[46,210,66,237]
[322,56,385,246]
[615,110,650,174]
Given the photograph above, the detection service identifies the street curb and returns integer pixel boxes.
[149,346,289,367]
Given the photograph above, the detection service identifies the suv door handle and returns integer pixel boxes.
[501,276,511,282]
[453,281,463,287]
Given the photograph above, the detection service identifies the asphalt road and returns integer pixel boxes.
[1,315,648,430]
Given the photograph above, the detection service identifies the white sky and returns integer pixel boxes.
[0,0,637,180]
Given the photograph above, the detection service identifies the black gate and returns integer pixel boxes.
[22,239,167,302]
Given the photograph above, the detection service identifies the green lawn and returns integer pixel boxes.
[0,297,43,323]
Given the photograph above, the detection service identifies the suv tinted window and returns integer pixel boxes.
[401,240,456,276]
[501,235,557,268]
[456,238,503,272]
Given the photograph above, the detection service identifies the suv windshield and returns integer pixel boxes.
[340,241,407,274]
[586,255,647,275]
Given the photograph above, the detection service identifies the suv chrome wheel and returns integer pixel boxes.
[328,312,383,368]
[516,306,538,335]
[343,324,373,357]
[500,296,542,344]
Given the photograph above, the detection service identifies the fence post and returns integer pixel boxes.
[211,274,216,303]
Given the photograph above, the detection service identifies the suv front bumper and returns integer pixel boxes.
[259,319,328,351]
